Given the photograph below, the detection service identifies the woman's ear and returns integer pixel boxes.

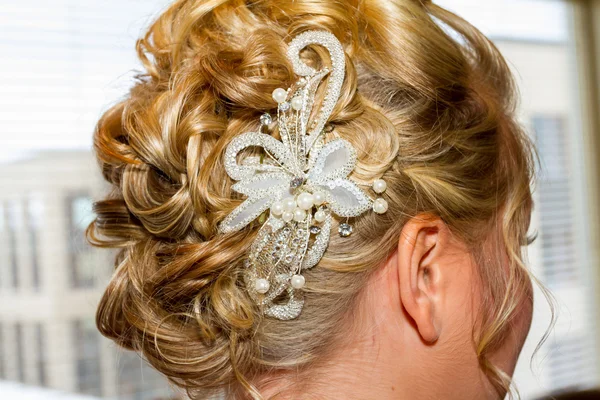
[396,214,451,344]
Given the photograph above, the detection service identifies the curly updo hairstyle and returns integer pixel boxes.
[88,0,536,398]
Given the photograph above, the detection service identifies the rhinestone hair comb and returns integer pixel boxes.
[218,31,388,320]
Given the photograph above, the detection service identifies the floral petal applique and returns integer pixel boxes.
[224,132,292,181]
[218,194,274,234]
[322,178,373,217]
[219,182,294,234]
[231,171,291,197]
[308,139,357,185]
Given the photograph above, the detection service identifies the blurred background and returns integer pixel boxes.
[0,0,598,399]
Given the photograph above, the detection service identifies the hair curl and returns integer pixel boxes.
[88,0,536,398]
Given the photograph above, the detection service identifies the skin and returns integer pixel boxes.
[260,215,533,400]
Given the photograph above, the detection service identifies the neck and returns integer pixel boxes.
[258,329,407,400]
[256,271,424,400]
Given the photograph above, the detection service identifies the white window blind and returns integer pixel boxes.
[0,0,166,161]
[533,114,598,393]
[534,116,579,288]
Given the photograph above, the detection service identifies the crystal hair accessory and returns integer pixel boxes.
[218,31,388,320]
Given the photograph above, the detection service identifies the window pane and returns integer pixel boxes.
[26,197,43,290]
[35,323,46,387]
[6,201,21,289]
[14,323,24,383]
[73,319,102,397]
[67,194,97,288]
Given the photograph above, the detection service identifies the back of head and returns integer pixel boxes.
[88,0,535,398]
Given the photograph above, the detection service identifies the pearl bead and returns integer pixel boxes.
[296,192,314,210]
[291,274,305,289]
[291,96,303,111]
[282,211,294,222]
[313,191,325,205]
[373,179,387,194]
[271,201,284,217]
[282,197,296,212]
[272,88,288,104]
[293,208,306,222]
[373,198,388,214]
[255,278,270,294]
[314,209,327,223]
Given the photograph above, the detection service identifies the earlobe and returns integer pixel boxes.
[397,215,447,344]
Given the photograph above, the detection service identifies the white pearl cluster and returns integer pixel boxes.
[261,189,329,295]
[270,190,327,223]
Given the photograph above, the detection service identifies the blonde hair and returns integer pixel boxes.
[88,0,536,398]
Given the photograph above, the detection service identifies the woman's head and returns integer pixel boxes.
[88,0,536,399]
